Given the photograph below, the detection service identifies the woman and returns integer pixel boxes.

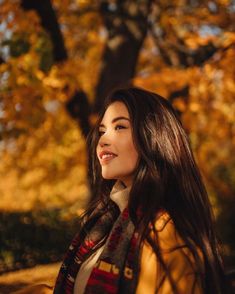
[51,87,227,293]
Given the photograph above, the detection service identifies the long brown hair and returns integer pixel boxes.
[84,87,226,293]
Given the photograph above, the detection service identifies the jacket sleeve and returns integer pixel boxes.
[136,213,203,294]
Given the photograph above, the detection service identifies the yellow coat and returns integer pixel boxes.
[136,212,203,294]
[14,213,203,294]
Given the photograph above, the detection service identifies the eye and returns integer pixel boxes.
[98,125,127,136]
[115,125,126,130]
[98,130,105,137]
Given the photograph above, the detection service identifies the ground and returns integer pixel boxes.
[0,263,60,294]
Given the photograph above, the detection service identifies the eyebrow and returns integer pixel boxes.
[99,116,130,128]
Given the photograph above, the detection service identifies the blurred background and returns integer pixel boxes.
[0,0,234,291]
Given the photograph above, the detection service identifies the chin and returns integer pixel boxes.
[102,174,116,180]
[101,171,120,180]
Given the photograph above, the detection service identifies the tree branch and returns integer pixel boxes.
[21,0,67,62]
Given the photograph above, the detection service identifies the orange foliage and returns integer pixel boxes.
[0,0,234,216]
[135,31,235,211]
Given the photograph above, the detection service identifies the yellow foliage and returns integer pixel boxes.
[0,0,234,215]
[135,29,235,203]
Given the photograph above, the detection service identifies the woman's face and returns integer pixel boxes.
[96,101,139,187]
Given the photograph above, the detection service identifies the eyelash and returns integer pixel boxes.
[98,125,127,136]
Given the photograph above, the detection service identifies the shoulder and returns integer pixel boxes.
[136,212,204,294]
[153,211,203,266]
[153,211,185,252]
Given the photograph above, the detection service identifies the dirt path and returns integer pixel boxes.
[0,263,60,294]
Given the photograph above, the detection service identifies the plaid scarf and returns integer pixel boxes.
[54,201,141,294]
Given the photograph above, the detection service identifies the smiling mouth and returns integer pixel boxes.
[100,154,117,163]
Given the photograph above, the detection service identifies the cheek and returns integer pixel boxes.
[123,140,139,166]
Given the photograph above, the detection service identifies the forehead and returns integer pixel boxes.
[101,101,129,123]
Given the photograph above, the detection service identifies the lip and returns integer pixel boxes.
[98,150,117,164]
[99,150,117,160]
[100,155,117,164]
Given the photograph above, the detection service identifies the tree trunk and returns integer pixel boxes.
[93,0,152,113]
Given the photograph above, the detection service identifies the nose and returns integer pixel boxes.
[98,132,111,148]
[99,139,110,148]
